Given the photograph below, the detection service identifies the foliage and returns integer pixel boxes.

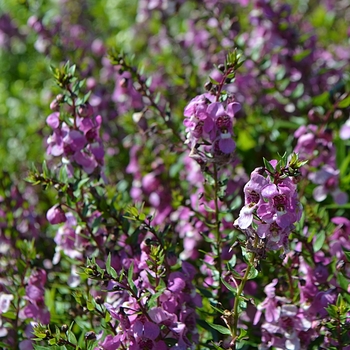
[0,0,350,349]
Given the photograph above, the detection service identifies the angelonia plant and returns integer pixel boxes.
[0,1,350,350]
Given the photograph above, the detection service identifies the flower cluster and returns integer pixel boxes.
[294,122,348,204]
[2,0,350,349]
[20,269,50,325]
[183,93,241,165]
[96,239,201,349]
[233,0,346,117]
[255,246,341,350]
[254,278,314,350]
[46,105,104,176]
[235,157,303,254]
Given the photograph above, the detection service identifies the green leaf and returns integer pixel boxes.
[337,273,349,292]
[338,94,350,108]
[42,160,49,177]
[209,76,220,85]
[343,247,350,262]
[67,329,77,344]
[209,301,224,315]
[263,157,275,174]
[241,246,254,265]
[208,342,225,350]
[221,277,237,295]
[104,252,117,278]
[206,322,231,335]
[77,177,90,189]
[291,83,304,99]
[238,328,248,340]
[147,290,165,309]
[105,311,111,323]
[312,91,329,106]
[231,269,243,280]
[127,262,137,295]
[145,76,152,88]
[86,298,95,311]
[293,49,311,62]
[106,253,112,274]
[313,230,325,252]
[1,311,16,320]
[48,338,57,345]
[82,91,92,104]
[59,165,68,183]
[247,266,259,280]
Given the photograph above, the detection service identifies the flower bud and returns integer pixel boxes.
[46,205,66,225]
[95,296,104,305]
[61,324,69,333]
[85,331,96,340]
[78,103,93,118]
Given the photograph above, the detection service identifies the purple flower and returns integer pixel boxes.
[133,319,160,340]
[340,118,350,140]
[46,112,60,129]
[207,101,240,154]
[258,183,300,228]
[97,335,120,350]
[167,272,186,292]
[329,217,350,259]
[53,212,82,263]
[309,165,348,205]
[73,151,98,174]
[63,130,87,152]
[46,204,66,225]
[184,94,210,120]
[0,293,13,314]
[183,93,240,163]
[149,307,177,326]
[235,170,269,229]
[307,290,336,318]
[20,269,50,324]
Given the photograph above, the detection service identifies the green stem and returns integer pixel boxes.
[213,164,222,290]
[232,241,257,344]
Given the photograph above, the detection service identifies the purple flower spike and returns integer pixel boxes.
[183,92,240,164]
